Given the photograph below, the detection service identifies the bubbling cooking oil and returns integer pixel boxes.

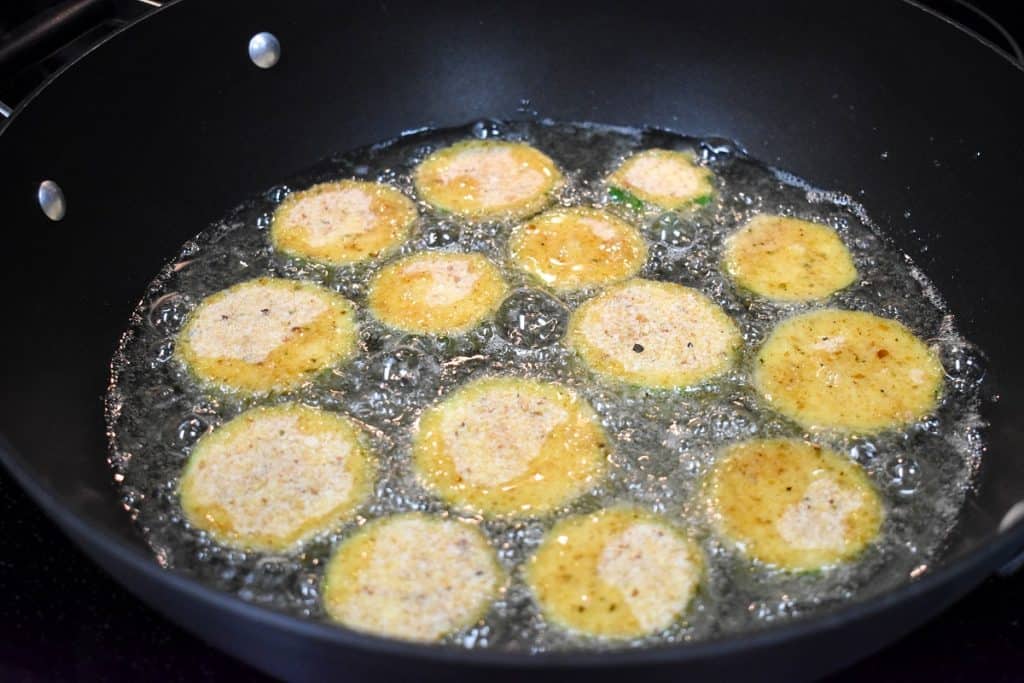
[105,120,988,652]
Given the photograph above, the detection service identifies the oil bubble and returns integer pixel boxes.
[175,414,210,448]
[649,213,697,248]
[942,344,986,386]
[375,346,442,392]
[293,571,320,601]
[423,222,461,248]
[148,293,192,335]
[701,402,758,440]
[343,346,441,422]
[699,138,740,163]
[120,486,144,510]
[496,289,568,349]
[747,597,800,623]
[848,440,880,466]
[644,242,689,281]
[265,185,292,204]
[149,340,175,367]
[472,120,504,140]
[886,456,922,496]
[226,549,248,565]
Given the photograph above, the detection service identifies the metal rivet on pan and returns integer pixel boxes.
[38,180,66,221]
[248,32,281,69]
[999,501,1024,532]
[997,501,1024,577]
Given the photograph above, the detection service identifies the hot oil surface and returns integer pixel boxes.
[106,120,988,651]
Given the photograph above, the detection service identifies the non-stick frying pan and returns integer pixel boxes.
[2,1,1024,680]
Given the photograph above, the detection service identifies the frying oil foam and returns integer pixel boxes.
[105,120,988,652]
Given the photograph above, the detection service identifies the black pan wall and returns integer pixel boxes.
[1,1,1022,680]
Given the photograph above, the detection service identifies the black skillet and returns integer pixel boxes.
[1,1,1024,680]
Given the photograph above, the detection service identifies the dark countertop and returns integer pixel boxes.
[1,467,1022,682]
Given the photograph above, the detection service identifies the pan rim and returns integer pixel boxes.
[4,427,1024,668]
[2,0,1024,669]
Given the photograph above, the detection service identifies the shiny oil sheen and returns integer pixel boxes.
[105,120,986,652]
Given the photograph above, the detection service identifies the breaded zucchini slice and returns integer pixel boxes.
[753,308,943,432]
[367,252,508,335]
[412,376,609,517]
[723,214,857,301]
[704,438,883,571]
[567,279,742,389]
[509,207,648,292]
[413,140,562,221]
[176,277,358,394]
[526,506,703,638]
[179,404,374,552]
[322,513,503,642]
[271,180,417,266]
[607,149,714,210]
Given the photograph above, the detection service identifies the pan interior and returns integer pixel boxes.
[105,119,989,652]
